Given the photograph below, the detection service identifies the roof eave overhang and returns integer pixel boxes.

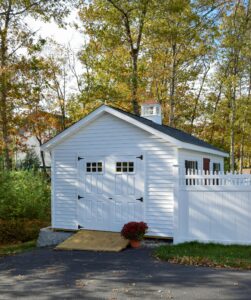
[177,144,229,157]
[41,105,229,158]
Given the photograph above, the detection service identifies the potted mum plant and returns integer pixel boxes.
[121,221,148,248]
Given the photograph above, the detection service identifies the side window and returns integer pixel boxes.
[185,160,198,185]
[116,162,134,173]
[86,162,103,173]
[185,160,198,174]
[213,163,221,174]
[213,163,221,185]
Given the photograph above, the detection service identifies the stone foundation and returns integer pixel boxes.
[37,227,75,247]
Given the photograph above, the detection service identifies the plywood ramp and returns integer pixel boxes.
[55,230,129,252]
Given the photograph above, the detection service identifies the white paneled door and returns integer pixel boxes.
[77,154,145,232]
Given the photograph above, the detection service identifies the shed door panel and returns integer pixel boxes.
[78,155,144,232]
[78,156,110,230]
[108,155,144,231]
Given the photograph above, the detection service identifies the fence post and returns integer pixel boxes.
[173,163,180,244]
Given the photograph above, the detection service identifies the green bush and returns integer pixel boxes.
[0,219,49,243]
[0,170,50,221]
[16,149,40,171]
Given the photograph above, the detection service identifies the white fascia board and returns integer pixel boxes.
[41,105,229,158]
[177,144,229,157]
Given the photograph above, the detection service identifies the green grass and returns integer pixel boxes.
[0,240,36,256]
[154,241,251,269]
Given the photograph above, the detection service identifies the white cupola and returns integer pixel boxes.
[141,100,162,125]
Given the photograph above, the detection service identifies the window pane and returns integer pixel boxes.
[185,160,198,175]
[213,163,220,172]
[116,161,134,173]
[145,106,154,115]
[86,162,103,173]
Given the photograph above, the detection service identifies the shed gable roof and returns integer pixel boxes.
[111,106,224,153]
[41,105,228,157]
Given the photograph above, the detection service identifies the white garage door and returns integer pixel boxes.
[77,154,145,232]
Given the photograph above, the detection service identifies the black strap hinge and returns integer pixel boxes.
[136,155,143,160]
[78,225,84,229]
[78,156,84,161]
[78,195,84,200]
[136,197,143,202]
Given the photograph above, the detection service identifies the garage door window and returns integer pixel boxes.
[86,162,103,173]
[116,162,134,173]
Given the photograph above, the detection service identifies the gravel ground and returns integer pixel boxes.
[0,247,251,300]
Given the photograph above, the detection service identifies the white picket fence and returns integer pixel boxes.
[174,170,251,245]
[180,169,251,186]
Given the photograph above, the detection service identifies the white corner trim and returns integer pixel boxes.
[40,105,228,157]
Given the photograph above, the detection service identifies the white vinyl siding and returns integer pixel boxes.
[51,112,176,237]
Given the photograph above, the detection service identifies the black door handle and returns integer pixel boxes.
[136,197,143,202]
[78,195,84,200]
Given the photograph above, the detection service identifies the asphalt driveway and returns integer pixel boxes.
[0,247,251,300]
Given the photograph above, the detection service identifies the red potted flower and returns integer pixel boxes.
[121,221,148,248]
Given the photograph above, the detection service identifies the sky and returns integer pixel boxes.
[26,10,84,96]
[27,10,83,52]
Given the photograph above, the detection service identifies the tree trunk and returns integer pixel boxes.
[0,7,11,170]
[190,65,209,132]
[239,132,245,173]
[106,0,148,115]
[60,98,66,130]
[169,43,177,127]
[131,50,139,115]
[230,84,236,172]
[0,93,11,170]
[36,136,47,175]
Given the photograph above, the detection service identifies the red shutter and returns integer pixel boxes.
[203,158,210,172]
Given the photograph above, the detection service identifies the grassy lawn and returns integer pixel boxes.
[154,241,251,269]
[0,241,36,256]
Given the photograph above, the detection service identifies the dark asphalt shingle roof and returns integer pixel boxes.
[110,106,227,154]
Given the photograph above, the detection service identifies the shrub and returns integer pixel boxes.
[0,219,49,244]
[121,221,148,241]
[0,170,50,221]
[16,149,40,170]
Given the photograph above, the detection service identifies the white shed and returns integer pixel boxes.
[41,102,228,237]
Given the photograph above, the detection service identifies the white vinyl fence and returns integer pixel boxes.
[174,170,251,245]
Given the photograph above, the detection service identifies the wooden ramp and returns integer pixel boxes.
[55,230,129,252]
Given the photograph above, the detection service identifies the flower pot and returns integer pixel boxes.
[130,240,141,248]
